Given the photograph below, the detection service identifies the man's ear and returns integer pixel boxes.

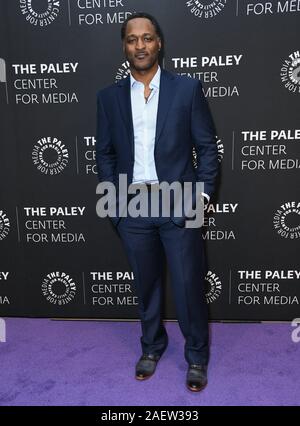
[158,38,162,51]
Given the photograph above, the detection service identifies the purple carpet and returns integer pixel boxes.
[0,319,299,406]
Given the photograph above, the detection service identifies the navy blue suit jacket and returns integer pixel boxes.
[96,69,218,227]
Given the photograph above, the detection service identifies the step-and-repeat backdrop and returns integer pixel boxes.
[0,1,299,321]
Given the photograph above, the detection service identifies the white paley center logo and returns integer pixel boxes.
[32,136,69,175]
[273,201,300,239]
[192,136,223,168]
[20,0,60,27]
[280,51,300,94]
[0,210,10,241]
[115,60,130,83]
[205,270,222,303]
[186,0,227,19]
[42,272,76,305]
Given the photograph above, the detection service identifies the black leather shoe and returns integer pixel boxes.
[186,364,208,392]
[135,354,160,380]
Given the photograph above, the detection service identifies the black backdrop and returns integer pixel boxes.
[0,0,299,321]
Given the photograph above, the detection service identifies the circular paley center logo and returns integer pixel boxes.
[186,0,227,19]
[115,61,131,83]
[0,210,10,241]
[192,136,223,168]
[280,51,300,94]
[273,202,300,239]
[32,136,69,175]
[20,0,60,27]
[205,270,222,303]
[42,272,77,305]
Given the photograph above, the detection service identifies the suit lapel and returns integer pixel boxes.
[117,76,134,156]
[155,69,177,142]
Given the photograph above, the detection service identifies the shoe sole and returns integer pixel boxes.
[135,373,154,381]
[187,382,207,392]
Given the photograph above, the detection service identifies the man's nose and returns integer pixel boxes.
[136,38,146,50]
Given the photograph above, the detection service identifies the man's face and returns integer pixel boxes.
[123,18,161,72]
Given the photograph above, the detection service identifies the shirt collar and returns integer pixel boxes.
[130,65,161,89]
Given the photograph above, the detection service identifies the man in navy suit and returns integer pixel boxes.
[96,12,218,392]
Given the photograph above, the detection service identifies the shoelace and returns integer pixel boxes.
[141,354,158,361]
[189,364,205,370]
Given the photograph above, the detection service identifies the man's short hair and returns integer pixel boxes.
[121,12,163,41]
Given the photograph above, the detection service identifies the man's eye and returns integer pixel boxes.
[144,37,152,42]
